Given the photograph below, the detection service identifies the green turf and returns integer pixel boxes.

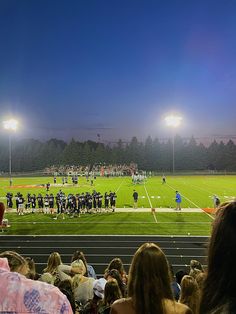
[4,212,211,235]
[1,175,234,236]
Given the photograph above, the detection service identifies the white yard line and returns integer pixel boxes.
[144,184,158,223]
[167,183,214,220]
[115,180,125,193]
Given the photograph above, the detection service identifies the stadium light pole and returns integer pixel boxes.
[164,115,182,173]
[3,119,18,186]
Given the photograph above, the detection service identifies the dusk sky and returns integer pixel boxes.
[1,0,236,143]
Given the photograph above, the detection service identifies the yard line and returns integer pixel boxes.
[167,183,214,220]
[144,184,158,223]
[115,179,125,193]
[10,221,211,224]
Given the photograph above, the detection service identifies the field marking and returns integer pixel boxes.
[115,179,125,193]
[167,183,214,220]
[144,184,158,223]
[8,221,211,224]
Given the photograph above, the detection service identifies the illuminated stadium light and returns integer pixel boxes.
[3,119,18,131]
[164,114,182,173]
[3,119,19,186]
[164,115,182,128]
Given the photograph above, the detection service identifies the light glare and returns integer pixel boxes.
[3,119,18,131]
[164,115,182,127]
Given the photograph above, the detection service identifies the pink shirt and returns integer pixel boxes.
[0,258,73,314]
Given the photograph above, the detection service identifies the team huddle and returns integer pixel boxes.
[6,190,117,219]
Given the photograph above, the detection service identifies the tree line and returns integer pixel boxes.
[0,135,236,172]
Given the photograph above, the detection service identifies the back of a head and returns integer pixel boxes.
[103,279,122,306]
[180,275,200,314]
[0,251,28,275]
[128,243,173,314]
[200,201,236,313]
[108,258,124,275]
[71,258,86,275]
[45,252,62,273]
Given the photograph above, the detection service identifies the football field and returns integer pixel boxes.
[1,175,235,236]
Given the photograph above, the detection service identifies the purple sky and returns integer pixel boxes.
[1,0,236,142]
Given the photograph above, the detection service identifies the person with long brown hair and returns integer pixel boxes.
[98,279,122,314]
[110,243,192,314]
[200,201,236,313]
[179,275,200,314]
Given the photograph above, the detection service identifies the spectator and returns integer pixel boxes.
[58,279,76,314]
[43,252,62,282]
[0,202,5,225]
[43,252,80,283]
[71,259,95,305]
[189,259,204,279]
[179,275,200,314]
[110,243,192,314]
[98,279,122,314]
[106,257,128,284]
[176,269,188,285]
[169,263,181,301]
[105,268,127,297]
[82,278,107,314]
[200,201,236,313]
[25,257,40,280]
[0,251,72,313]
[71,250,97,279]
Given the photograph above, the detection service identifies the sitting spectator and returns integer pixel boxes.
[176,269,188,285]
[82,278,107,314]
[105,268,127,297]
[189,259,204,279]
[25,257,40,280]
[43,251,63,282]
[0,251,72,313]
[71,259,95,305]
[110,243,192,314]
[200,201,236,313]
[98,279,122,314]
[106,257,128,284]
[58,279,76,314]
[71,249,97,279]
[169,263,181,301]
[39,272,55,285]
[195,271,206,291]
[43,252,80,283]
[0,202,5,225]
[179,275,200,314]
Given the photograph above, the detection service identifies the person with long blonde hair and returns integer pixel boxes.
[111,243,192,314]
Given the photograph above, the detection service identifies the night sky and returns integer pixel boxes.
[1,0,236,142]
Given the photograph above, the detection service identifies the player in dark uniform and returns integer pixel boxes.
[25,193,31,213]
[111,192,117,212]
[37,194,44,212]
[97,192,103,213]
[6,193,13,209]
[49,193,54,214]
[53,191,65,220]
[31,194,36,213]
[46,182,50,191]
[104,192,110,212]
[133,190,138,209]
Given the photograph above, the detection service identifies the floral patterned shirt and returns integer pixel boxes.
[0,258,73,314]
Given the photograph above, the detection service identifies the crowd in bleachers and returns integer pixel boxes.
[44,163,138,177]
[44,165,90,176]
[1,201,236,313]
